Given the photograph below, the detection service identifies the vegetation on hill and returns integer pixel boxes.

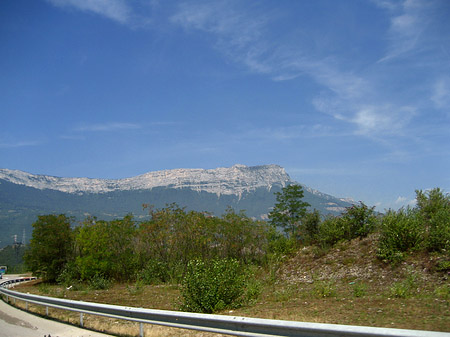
[21,185,449,324]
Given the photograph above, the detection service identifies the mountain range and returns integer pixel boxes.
[0,164,353,247]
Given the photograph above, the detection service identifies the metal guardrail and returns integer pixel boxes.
[1,277,449,337]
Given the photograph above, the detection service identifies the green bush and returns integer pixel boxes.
[317,202,378,248]
[180,258,248,313]
[317,216,347,247]
[415,188,450,252]
[426,206,450,253]
[300,210,321,244]
[139,259,169,285]
[88,274,111,290]
[57,261,80,287]
[436,259,450,272]
[377,208,423,263]
[267,228,297,256]
[342,202,377,239]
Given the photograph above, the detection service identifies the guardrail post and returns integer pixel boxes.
[140,322,144,337]
[46,306,49,316]
[80,312,84,327]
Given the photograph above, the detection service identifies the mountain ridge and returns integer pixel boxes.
[0,164,354,247]
[0,164,292,197]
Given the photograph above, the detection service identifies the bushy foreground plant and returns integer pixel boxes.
[377,208,423,263]
[138,259,170,284]
[378,188,449,263]
[180,258,256,313]
[317,202,378,248]
[416,188,450,252]
[88,273,112,290]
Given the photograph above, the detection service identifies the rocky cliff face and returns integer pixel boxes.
[0,164,355,246]
[0,164,292,197]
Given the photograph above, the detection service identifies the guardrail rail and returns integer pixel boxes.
[1,277,449,337]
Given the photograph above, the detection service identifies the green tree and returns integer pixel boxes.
[341,202,378,239]
[301,209,321,243]
[219,208,269,264]
[136,204,269,282]
[24,214,73,282]
[268,184,310,237]
[75,215,137,281]
[415,188,450,252]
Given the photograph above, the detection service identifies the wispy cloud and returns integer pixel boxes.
[395,196,416,207]
[375,0,432,62]
[431,76,450,112]
[353,105,416,136]
[171,1,274,75]
[170,1,422,140]
[74,122,141,132]
[287,167,365,177]
[233,123,343,143]
[0,140,42,148]
[47,0,157,28]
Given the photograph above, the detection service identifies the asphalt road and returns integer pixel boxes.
[0,275,113,337]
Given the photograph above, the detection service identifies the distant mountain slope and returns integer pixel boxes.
[0,165,353,246]
[0,164,290,196]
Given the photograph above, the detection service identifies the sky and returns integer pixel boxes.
[1,0,449,211]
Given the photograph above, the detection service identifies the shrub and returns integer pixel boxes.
[436,259,450,272]
[317,216,347,248]
[426,206,450,253]
[139,259,169,285]
[300,210,321,244]
[57,261,80,287]
[377,208,423,263]
[416,188,450,252]
[267,228,297,256]
[88,274,111,290]
[342,202,378,239]
[180,258,248,313]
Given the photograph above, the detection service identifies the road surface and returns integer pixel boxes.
[0,275,114,337]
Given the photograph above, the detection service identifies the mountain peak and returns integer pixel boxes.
[0,164,292,197]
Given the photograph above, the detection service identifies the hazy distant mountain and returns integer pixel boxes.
[0,164,353,246]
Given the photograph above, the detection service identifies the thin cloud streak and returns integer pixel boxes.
[74,122,141,132]
[431,77,450,112]
[47,0,132,24]
[0,140,42,148]
[233,124,348,142]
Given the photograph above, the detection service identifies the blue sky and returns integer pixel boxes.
[1,0,449,211]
